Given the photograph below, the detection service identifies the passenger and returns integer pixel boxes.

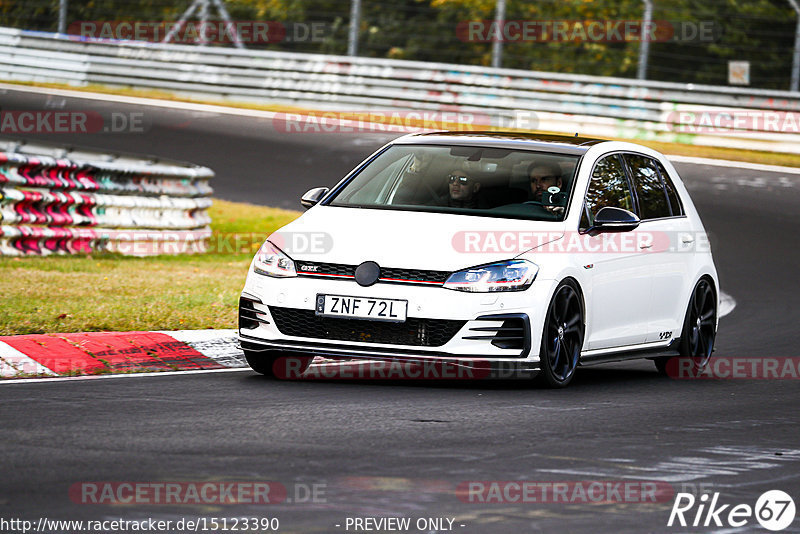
[447,171,481,208]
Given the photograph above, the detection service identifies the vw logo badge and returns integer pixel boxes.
[354,261,381,287]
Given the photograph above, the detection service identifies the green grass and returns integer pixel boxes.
[0,199,301,335]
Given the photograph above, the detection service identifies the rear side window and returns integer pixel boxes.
[624,154,671,220]
[654,160,685,216]
[582,154,633,228]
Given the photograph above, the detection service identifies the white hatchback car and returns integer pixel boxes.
[239,132,719,387]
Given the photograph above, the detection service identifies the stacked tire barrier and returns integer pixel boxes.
[2,26,800,153]
[0,141,213,256]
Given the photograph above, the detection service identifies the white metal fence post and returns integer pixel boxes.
[490,0,506,69]
[788,0,800,91]
[348,0,362,56]
[637,0,653,80]
[57,0,67,34]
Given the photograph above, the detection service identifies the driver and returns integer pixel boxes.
[527,162,563,202]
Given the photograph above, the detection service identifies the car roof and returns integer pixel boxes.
[391,131,606,155]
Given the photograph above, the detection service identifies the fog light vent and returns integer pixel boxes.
[239,296,269,330]
[463,314,530,354]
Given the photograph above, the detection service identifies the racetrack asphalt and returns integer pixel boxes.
[1,86,799,533]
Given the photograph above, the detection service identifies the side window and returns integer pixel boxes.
[581,154,633,228]
[654,160,685,216]
[624,154,670,220]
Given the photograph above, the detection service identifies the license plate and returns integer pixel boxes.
[315,294,407,322]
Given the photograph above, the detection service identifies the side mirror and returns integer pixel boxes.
[590,207,640,233]
[300,187,329,210]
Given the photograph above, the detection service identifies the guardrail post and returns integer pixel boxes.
[198,0,209,47]
[58,0,67,34]
[347,0,362,56]
[490,0,506,69]
[789,0,800,92]
[637,0,653,80]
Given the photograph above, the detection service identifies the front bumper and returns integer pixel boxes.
[238,271,555,367]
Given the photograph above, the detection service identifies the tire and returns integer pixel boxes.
[653,356,670,376]
[537,280,585,388]
[679,278,717,369]
[654,278,717,375]
[243,350,312,379]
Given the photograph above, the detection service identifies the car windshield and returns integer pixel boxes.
[327,144,580,221]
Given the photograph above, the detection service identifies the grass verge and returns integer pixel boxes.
[0,199,301,336]
[5,80,800,168]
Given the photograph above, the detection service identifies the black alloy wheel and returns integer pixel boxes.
[538,280,585,388]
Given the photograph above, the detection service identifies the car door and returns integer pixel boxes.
[623,154,693,342]
[580,153,652,350]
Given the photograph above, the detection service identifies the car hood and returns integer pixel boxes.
[268,206,565,272]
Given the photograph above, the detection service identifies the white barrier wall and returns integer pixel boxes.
[2,26,800,153]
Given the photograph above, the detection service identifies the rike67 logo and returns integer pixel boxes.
[668,490,796,531]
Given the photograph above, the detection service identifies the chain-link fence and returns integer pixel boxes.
[1,0,798,90]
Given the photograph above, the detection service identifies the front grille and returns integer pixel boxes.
[296,261,354,277]
[381,267,450,284]
[295,261,450,286]
[269,306,465,347]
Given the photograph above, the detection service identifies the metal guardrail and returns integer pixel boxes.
[2,26,800,153]
[0,139,213,256]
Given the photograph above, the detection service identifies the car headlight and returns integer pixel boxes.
[253,240,297,278]
[443,259,538,292]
